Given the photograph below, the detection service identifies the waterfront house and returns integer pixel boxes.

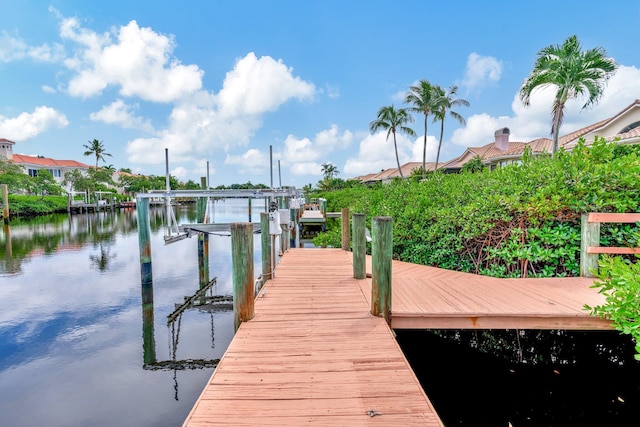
[0,138,90,184]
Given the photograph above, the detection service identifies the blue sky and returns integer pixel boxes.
[1,1,639,187]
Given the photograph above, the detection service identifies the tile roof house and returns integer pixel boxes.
[442,99,640,172]
[352,162,429,184]
[352,99,640,182]
[0,138,90,183]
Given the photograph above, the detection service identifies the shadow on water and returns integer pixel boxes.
[396,329,640,426]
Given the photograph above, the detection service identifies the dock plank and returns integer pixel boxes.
[183,249,443,426]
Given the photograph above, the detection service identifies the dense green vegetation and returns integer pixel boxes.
[5,195,69,216]
[318,138,640,279]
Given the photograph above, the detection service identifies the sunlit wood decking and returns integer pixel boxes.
[360,257,612,330]
[183,249,443,426]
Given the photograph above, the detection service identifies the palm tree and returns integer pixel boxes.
[433,85,469,171]
[320,162,339,180]
[369,105,416,179]
[519,35,617,155]
[83,139,112,168]
[405,80,439,179]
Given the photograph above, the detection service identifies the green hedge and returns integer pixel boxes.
[4,195,69,217]
[320,137,640,278]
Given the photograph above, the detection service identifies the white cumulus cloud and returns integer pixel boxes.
[0,30,65,63]
[461,53,503,92]
[343,131,414,176]
[60,18,203,102]
[217,52,315,117]
[89,100,155,133]
[0,106,68,141]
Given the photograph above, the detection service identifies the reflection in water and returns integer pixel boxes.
[89,242,116,271]
[0,200,263,427]
[140,225,239,400]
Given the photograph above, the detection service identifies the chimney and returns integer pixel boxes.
[494,127,510,151]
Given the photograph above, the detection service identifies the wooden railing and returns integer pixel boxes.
[580,213,640,277]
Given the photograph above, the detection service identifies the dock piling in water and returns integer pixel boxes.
[231,222,255,332]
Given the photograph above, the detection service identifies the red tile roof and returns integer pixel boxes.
[12,154,90,169]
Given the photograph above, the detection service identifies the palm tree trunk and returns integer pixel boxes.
[393,132,404,179]
[435,117,445,171]
[552,112,562,155]
[422,114,428,179]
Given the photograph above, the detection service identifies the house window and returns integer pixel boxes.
[28,168,38,177]
[619,121,640,134]
[47,169,61,178]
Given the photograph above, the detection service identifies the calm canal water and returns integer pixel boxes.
[0,199,265,427]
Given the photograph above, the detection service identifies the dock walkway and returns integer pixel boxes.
[359,258,611,330]
[183,248,443,426]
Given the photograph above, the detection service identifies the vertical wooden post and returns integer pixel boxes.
[1,184,8,224]
[141,282,156,366]
[248,197,252,222]
[231,222,255,333]
[137,197,153,286]
[341,208,350,250]
[261,212,272,282]
[352,213,366,279]
[290,208,299,248]
[198,233,209,287]
[137,195,156,364]
[580,213,600,278]
[320,199,327,217]
[371,216,392,325]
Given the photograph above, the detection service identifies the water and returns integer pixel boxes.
[397,329,640,426]
[0,199,265,427]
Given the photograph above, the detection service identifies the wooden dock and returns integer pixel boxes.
[184,247,613,426]
[183,248,443,426]
[358,258,612,330]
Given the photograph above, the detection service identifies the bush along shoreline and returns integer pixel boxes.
[319,138,639,279]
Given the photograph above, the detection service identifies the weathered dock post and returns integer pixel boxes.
[137,196,156,364]
[248,197,252,222]
[352,213,366,279]
[231,222,255,333]
[580,213,600,278]
[197,179,209,289]
[341,208,350,250]
[1,184,8,224]
[137,197,153,286]
[290,207,299,248]
[260,212,272,283]
[371,216,392,325]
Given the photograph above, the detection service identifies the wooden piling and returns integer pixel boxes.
[1,184,8,224]
[248,197,252,222]
[290,208,299,248]
[580,213,600,278]
[260,212,272,282]
[231,222,255,333]
[136,197,153,286]
[352,213,366,279]
[371,216,392,324]
[341,207,350,250]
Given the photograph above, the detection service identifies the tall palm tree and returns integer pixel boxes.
[519,35,617,155]
[369,105,415,179]
[405,80,439,179]
[83,139,112,168]
[320,162,339,180]
[433,85,469,170]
